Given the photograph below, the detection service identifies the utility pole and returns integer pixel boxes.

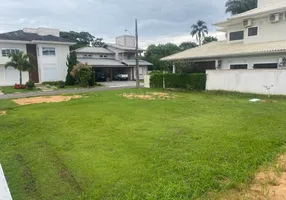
[135,18,140,88]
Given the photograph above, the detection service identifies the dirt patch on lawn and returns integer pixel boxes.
[120,92,174,100]
[13,95,83,105]
[218,154,286,200]
[0,110,7,116]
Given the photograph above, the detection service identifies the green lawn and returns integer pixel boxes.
[1,89,286,199]
[0,86,40,94]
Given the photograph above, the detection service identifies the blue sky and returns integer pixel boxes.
[0,0,228,47]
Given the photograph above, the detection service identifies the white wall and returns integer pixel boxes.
[133,66,148,80]
[0,43,29,86]
[206,69,286,95]
[226,13,286,44]
[77,53,114,59]
[220,54,286,69]
[37,44,70,82]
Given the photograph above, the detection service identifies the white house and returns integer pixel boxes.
[161,0,286,71]
[0,27,75,86]
[75,35,152,81]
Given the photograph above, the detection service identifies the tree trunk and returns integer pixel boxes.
[20,70,22,86]
[199,35,201,46]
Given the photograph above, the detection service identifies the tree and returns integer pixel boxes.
[143,43,181,71]
[60,31,95,50]
[92,38,105,47]
[202,36,218,45]
[191,20,208,46]
[179,42,198,51]
[66,51,78,85]
[225,0,257,15]
[5,51,35,86]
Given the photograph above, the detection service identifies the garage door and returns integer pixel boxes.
[43,67,58,82]
[5,67,19,84]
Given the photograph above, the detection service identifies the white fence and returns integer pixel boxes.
[206,69,286,95]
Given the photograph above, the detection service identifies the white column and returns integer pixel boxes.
[172,63,176,73]
[215,60,219,69]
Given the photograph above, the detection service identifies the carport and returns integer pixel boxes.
[78,59,133,81]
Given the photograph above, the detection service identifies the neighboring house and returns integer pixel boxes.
[75,35,152,81]
[0,27,75,86]
[161,0,286,71]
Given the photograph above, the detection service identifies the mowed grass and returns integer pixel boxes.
[0,89,286,199]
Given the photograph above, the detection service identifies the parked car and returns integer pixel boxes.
[114,73,128,81]
[96,72,106,82]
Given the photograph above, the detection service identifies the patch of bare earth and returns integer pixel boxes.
[0,110,7,116]
[13,95,83,105]
[218,154,286,200]
[120,92,174,100]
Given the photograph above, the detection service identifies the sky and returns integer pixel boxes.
[0,0,228,48]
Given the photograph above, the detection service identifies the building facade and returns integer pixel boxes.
[161,0,286,71]
[75,35,152,81]
[0,28,74,86]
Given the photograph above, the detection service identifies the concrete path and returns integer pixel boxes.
[0,164,12,200]
[0,86,136,100]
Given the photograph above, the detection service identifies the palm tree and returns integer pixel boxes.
[225,0,258,15]
[5,51,35,86]
[191,20,208,46]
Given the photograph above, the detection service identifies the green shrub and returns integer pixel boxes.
[58,81,65,88]
[26,80,35,90]
[70,63,92,87]
[150,73,206,90]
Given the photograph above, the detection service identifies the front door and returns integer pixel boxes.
[26,44,39,83]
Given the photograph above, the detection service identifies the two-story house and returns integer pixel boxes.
[0,27,75,86]
[75,35,152,81]
[161,0,286,71]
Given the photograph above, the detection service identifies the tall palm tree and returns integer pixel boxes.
[225,0,258,15]
[191,20,208,46]
[5,51,35,86]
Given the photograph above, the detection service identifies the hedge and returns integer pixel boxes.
[150,73,206,90]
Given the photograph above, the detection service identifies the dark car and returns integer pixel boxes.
[96,72,106,82]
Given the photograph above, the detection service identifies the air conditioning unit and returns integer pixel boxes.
[243,19,252,27]
[269,13,280,23]
[278,57,286,68]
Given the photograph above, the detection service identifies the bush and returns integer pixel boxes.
[26,80,35,90]
[150,73,206,90]
[58,81,65,88]
[70,63,92,87]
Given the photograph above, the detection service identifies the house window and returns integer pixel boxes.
[2,48,20,57]
[253,63,278,69]
[100,55,107,58]
[84,54,92,58]
[230,64,248,69]
[42,47,56,56]
[248,27,258,37]
[229,31,244,41]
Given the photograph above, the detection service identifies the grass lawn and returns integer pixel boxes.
[0,86,40,94]
[1,89,286,199]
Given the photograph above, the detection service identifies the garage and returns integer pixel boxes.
[77,59,133,82]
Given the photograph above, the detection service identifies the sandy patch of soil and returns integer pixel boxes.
[120,92,174,100]
[218,154,286,200]
[13,95,83,105]
[0,111,7,116]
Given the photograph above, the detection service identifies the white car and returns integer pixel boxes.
[114,74,128,81]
